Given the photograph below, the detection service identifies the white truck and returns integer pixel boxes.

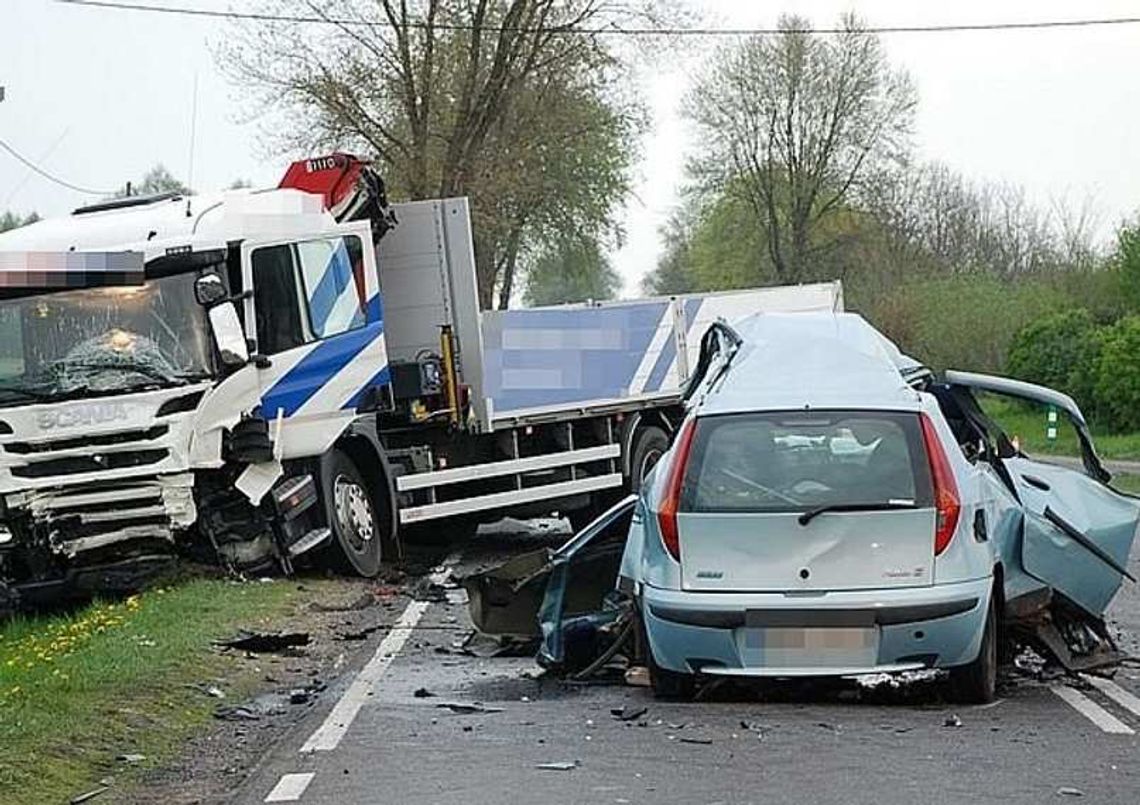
[0,154,843,610]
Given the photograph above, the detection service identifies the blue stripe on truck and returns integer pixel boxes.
[261,322,384,417]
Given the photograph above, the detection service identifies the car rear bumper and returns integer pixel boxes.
[641,576,992,677]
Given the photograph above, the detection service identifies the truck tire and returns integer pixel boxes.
[630,425,669,494]
[948,594,997,704]
[323,450,383,578]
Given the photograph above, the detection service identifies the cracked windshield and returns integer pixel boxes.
[0,272,212,405]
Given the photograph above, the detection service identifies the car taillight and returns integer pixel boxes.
[657,417,697,562]
[920,413,961,556]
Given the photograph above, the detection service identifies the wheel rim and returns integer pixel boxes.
[334,474,374,552]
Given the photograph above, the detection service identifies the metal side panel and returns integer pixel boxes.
[441,199,488,431]
[399,473,624,524]
[480,282,844,419]
[396,444,620,492]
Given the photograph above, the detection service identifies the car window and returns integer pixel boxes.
[975,391,1084,460]
[681,410,933,513]
[251,235,367,355]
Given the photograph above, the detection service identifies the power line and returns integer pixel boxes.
[0,137,117,196]
[54,0,1140,36]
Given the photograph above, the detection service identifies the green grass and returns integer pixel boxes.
[1109,474,1140,495]
[0,578,304,805]
[978,395,1140,462]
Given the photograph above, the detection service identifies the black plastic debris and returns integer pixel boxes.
[334,624,385,642]
[414,687,436,699]
[1057,787,1085,797]
[943,715,963,728]
[679,736,713,745]
[216,631,310,653]
[436,702,504,715]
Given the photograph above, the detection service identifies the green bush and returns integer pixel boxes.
[1006,308,1102,404]
[1094,316,1140,432]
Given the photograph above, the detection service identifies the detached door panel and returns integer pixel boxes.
[1007,457,1138,616]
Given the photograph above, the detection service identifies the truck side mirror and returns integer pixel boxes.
[208,303,250,367]
[194,272,229,306]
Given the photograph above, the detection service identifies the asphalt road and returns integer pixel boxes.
[230,531,1140,805]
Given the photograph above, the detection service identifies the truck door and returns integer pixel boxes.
[240,221,388,460]
[945,370,1139,617]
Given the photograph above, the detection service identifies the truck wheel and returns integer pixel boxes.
[630,425,669,494]
[324,450,383,578]
[948,594,997,704]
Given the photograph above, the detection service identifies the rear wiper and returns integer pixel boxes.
[797,500,917,526]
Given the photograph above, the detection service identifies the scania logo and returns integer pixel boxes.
[36,402,130,430]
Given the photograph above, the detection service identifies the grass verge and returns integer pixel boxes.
[979,396,1140,462]
[0,577,306,804]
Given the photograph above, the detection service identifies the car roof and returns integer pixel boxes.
[697,312,924,416]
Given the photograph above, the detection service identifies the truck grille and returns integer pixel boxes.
[3,426,169,455]
[17,476,195,558]
[11,449,169,479]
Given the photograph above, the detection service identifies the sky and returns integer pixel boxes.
[3,1,1140,296]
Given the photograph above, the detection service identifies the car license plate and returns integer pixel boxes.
[738,627,879,668]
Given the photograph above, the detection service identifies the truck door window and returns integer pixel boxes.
[251,235,367,355]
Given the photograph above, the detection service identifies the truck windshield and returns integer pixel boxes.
[0,272,214,408]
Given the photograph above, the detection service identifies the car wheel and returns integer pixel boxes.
[948,593,997,704]
[322,450,383,578]
[630,425,669,494]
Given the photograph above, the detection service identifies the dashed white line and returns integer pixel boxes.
[1051,684,1135,734]
[1084,675,1140,719]
[264,772,315,802]
[299,553,461,753]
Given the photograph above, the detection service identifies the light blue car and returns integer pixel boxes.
[616,312,1139,701]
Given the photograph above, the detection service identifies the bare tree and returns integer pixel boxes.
[685,13,916,284]
[222,0,655,307]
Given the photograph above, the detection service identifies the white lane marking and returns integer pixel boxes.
[300,554,460,753]
[1084,675,1140,719]
[265,772,315,802]
[1051,685,1135,734]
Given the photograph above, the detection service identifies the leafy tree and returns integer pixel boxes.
[1006,309,1102,407]
[0,211,39,234]
[685,13,916,285]
[1094,316,1140,432]
[223,0,655,308]
[522,237,621,307]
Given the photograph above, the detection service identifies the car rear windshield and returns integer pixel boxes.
[680,410,934,514]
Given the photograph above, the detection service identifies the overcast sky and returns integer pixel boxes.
[4,1,1140,295]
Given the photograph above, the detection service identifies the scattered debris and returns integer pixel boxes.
[411,577,450,603]
[535,761,580,771]
[611,705,648,722]
[213,705,261,722]
[187,683,226,699]
[1057,787,1085,797]
[414,687,436,699]
[624,666,650,687]
[334,624,386,642]
[679,736,713,745]
[288,688,313,705]
[436,702,504,715]
[943,715,963,728]
[216,631,310,653]
[116,754,147,764]
[70,786,110,804]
